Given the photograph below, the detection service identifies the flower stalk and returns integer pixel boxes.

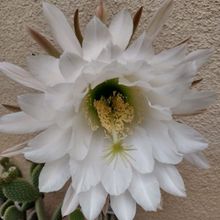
[35,198,46,220]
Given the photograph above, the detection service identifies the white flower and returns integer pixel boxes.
[0,0,215,219]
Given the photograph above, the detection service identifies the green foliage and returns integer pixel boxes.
[2,178,40,202]
[0,157,10,169]
[31,164,43,189]
[69,209,84,220]
[21,201,35,212]
[27,210,37,220]
[30,163,38,174]
[0,167,21,184]
[51,204,62,220]
[0,199,14,217]
[3,205,25,220]
[0,187,6,200]
[35,198,47,220]
[0,160,45,220]
[0,158,22,177]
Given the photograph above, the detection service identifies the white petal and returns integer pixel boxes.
[154,163,186,197]
[109,9,133,50]
[27,55,65,87]
[17,93,55,122]
[59,53,87,81]
[55,105,75,129]
[82,60,107,76]
[172,91,216,115]
[147,82,187,108]
[79,184,107,220]
[144,119,182,164]
[184,152,209,169]
[62,185,79,216]
[125,127,154,174]
[101,156,132,196]
[148,101,172,121]
[97,43,122,63]
[181,48,213,70]
[0,112,50,134]
[148,63,194,87]
[168,121,208,154]
[110,192,136,220]
[83,17,111,60]
[129,172,161,211]
[43,2,81,55]
[24,125,71,163]
[125,80,186,108]
[87,61,128,89]
[71,132,104,193]
[147,0,173,38]
[68,115,93,161]
[39,155,70,192]
[0,62,45,91]
[150,43,187,65]
[45,83,84,111]
[122,32,154,61]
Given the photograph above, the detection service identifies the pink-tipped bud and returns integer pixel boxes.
[95,0,106,22]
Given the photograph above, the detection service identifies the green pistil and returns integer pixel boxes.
[112,142,124,155]
[104,141,135,164]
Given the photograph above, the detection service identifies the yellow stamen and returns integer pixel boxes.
[93,92,134,138]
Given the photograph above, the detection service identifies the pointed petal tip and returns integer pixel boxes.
[42,1,51,9]
[176,189,187,197]
[163,0,174,8]
[42,2,51,13]
[147,0,174,38]
[61,203,73,217]
[38,185,49,193]
[61,208,69,217]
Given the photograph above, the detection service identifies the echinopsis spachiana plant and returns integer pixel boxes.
[0,0,215,219]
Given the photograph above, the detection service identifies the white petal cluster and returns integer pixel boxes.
[0,1,215,219]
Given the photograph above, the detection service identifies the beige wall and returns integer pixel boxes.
[0,0,219,219]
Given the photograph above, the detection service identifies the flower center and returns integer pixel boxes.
[83,79,136,139]
[94,92,134,137]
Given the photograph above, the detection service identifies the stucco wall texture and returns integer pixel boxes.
[0,0,219,219]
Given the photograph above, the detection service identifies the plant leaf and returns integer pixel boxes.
[0,199,14,218]
[30,163,38,174]
[3,205,25,220]
[2,104,21,113]
[0,157,10,167]
[28,27,60,58]
[74,9,83,46]
[20,201,35,212]
[35,198,46,220]
[27,210,37,220]
[133,6,143,36]
[3,178,40,202]
[68,209,84,220]
[31,164,44,189]
[0,166,22,184]
[51,204,62,220]
[0,187,6,200]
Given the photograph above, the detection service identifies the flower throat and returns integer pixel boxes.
[84,79,135,139]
